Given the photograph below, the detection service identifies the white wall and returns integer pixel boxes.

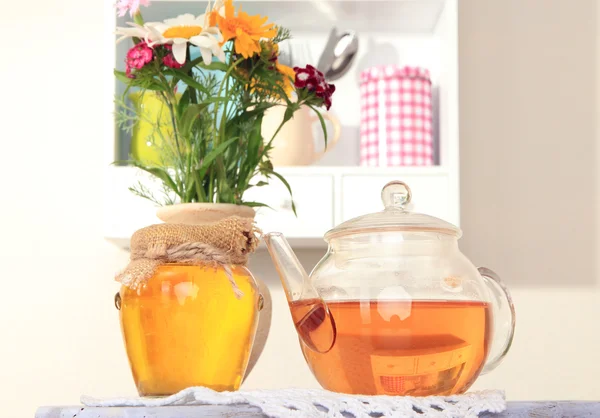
[1,1,599,417]
[458,0,600,401]
[0,0,133,415]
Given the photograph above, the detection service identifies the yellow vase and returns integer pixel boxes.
[116,203,263,396]
[129,91,175,165]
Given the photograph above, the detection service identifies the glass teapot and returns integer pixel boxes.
[264,180,515,396]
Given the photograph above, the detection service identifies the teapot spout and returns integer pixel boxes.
[263,232,316,304]
[263,232,336,353]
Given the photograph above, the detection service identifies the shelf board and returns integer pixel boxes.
[123,0,446,33]
[274,165,448,176]
[104,164,449,251]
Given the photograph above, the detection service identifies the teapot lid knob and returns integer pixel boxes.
[381,180,412,210]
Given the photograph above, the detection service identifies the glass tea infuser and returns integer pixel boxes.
[264,181,515,396]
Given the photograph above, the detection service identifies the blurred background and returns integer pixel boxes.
[1,0,599,417]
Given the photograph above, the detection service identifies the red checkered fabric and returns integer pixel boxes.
[360,66,434,166]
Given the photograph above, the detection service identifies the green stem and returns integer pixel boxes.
[267,109,289,145]
[255,105,298,165]
[214,75,231,202]
[131,12,144,46]
[185,47,198,105]
[194,170,206,202]
[212,57,244,141]
[208,57,243,203]
[156,68,182,154]
[220,75,230,140]
[265,103,299,150]
[208,170,216,203]
[154,60,188,199]
[159,90,182,159]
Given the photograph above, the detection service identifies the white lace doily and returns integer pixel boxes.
[81,387,506,418]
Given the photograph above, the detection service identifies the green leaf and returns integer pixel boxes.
[122,83,133,100]
[243,201,273,210]
[197,136,239,180]
[247,115,263,162]
[200,96,229,105]
[164,69,227,96]
[193,170,206,202]
[217,179,234,203]
[224,125,241,172]
[255,181,269,187]
[146,82,166,91]
[182,58,229,73]
[263,105,297,151]
[203,62,229,72]
[184,175,196,202]
[283,107,295,125]
[179,103,209,138]
[163,69,208,94]
[116,70,164,91]
[307,105,328,148]
[235,103,278,123]
[114,70,131,85]
[177,88,191,118]
[268,170,297,216]
[234,117,263,195]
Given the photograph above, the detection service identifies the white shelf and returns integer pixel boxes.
[254,165,449,176]
[135,0,446,33]
[104,165,456,251]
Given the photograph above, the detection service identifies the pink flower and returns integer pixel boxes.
[294,65,336,110]
[125,41,153,78]
[162,44,184,69]
[116,0,150,18]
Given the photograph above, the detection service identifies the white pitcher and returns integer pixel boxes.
[261,106,341,166]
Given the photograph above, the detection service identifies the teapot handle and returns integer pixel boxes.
[478,267,516,374]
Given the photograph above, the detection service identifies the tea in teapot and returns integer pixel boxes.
[291,298,490,396]
[265,181,515,396]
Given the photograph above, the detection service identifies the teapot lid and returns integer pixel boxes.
[324,180,461,241]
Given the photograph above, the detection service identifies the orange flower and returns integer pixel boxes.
[216,0,278,58]
[276,63,296,97]
[208,8,219,27]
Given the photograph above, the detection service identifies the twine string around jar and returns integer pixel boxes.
[116,216,261,298]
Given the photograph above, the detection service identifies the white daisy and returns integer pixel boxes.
[115,22,160,44]
[210,0,225,15]
[147,12,225,65]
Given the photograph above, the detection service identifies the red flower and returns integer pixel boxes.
[163,53,184,69]
[125,41,153,78]
[162,44,184,69]
[293,65,335,110]
[293,64,318,88]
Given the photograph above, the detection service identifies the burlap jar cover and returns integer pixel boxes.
[116,216,261,297]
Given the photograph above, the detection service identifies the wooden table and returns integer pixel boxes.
[35,402,600,417]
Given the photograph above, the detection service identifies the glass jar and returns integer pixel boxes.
[115,203,262,396]
[117,264,260,396]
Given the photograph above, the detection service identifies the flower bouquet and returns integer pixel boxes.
[114,0,336,209]
[112,0,336,397]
